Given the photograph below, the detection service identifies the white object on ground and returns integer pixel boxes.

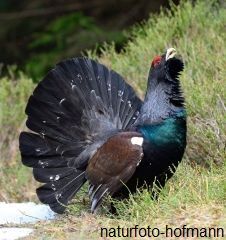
[0,202,55,224]
[0,228,33,240]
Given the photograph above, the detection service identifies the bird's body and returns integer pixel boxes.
[19,48,186,213]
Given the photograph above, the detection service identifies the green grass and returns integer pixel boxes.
[0,0,225,239]
[0,68,37,202]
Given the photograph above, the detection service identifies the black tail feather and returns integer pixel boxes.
[19,57,142,213]
[36,171,86,214]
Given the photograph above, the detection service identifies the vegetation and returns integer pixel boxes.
[0,0,225,238]
[1,0,174,80]
[25,12,126,80]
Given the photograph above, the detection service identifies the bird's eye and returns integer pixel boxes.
[151,55,162,68]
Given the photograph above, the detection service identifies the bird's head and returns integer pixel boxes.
[150,48,184,83]
[137,48,186,124]
[147,48,185,108]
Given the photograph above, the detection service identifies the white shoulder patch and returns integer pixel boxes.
[131,137,144,146]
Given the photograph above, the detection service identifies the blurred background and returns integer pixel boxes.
[0,0,180,81]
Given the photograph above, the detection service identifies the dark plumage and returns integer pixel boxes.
[19,48,186,213]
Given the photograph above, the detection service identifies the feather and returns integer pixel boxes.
[19,57,142,213]
[86,132,143,213]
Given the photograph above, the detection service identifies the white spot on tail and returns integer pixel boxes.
[131,137,144,146]
[54,175,60,181]
[59,98,66,104]
[56,193,62,200]
[51,183,56,191]
[107,83,111,91]
[127,100,132,107]
[118,90,123,97]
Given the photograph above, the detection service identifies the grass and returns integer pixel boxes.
[0,0,225,239]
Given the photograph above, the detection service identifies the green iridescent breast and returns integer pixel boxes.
[138,111,186,147]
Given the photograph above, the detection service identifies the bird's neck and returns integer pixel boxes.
[136,76,185,125]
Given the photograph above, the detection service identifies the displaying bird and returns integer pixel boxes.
[19,48,186,214]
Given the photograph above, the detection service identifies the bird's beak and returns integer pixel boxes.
[165,48,177,61]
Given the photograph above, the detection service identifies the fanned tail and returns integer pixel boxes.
[19,57,142,213]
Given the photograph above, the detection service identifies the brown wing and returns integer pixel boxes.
[85,131,144,212]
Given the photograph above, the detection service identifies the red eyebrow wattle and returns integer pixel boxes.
[151,55,162,67]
